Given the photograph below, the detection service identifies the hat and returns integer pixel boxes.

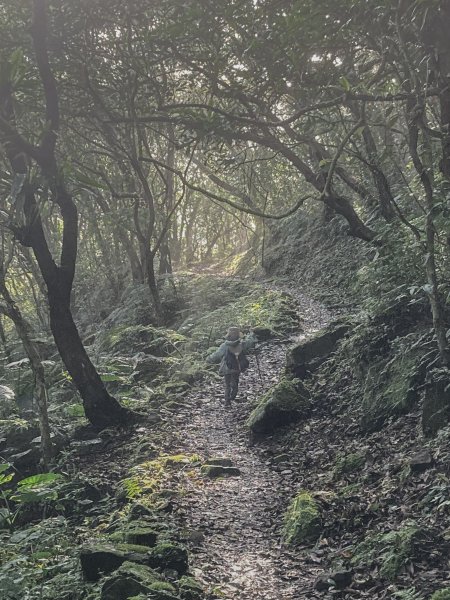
[225,326,242,341]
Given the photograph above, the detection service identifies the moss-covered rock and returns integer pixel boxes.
[247,377,310,434]
[96,323,185,357]
[80,546,133,582]
[110,521,158,547]
[430,590,450,600]
[333,452,365,478]
[179,576,204,599]
[361,350,423,431]
[100,561,174,600]
[286,322,350,379]
[283,491,322,545]
[148,542,188,575]
[201,464,241,478]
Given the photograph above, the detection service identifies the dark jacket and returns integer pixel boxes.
[206,334,257,375]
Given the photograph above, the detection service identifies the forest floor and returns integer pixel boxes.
[164,286,333,599]
[73,278,450,600]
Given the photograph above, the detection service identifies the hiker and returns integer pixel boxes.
[206,326,257,405]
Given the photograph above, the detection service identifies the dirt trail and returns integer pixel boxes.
[170,287,333,599]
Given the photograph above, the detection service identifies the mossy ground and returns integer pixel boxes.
[351,523,425,581]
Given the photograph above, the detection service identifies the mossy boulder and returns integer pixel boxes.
[148,542,188,575]
[96,323,185,357]
[132,354,169,383]
[430,590,450,600]
[80,544,150,582]
[201,464,241,478]
[333,452,365,479]
[179,576,204,599]
[283,491,322,545]
[361,347,425,431]
[247,377,310,434]
[100,561,176,600]
[110,521,158,547]
[286,322,350,379]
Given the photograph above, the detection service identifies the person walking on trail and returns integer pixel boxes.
[206,326,257,406]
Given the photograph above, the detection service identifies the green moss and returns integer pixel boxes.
[351,522,424,581]
[120,454,200,501]
[180,285,299,349]
[179,575,204,599]
[96,324,185,356]
[283,491,322,545]
[116,543,152,554]
[110,522,158,547]
[116,561,160,583]
[149,581,177,593]
[149,542,189,574]
[333,452,365,478]
[430,590,450,600]
[247,377,310,434]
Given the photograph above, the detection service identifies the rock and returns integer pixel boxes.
[409,449,434,472]
[179,575,204,599]
[71,439,103,455]
[132,354,168,383]
[361,347,426,432]
[72,424,99,441]
[128,503,155,520]
[314,575,331,591]
[247,377,310,434]
[148,542,189,575]
[201,465,241,478]
[205,457,233,467]
[0,421,40,451]
[100,561,174,600]
[80,546,129,582]
[9,447,41,470]
[314,571,352,592]
[422,376,450,436]
[331,570,352,589]
[252,327,275,341]
[283,491,322,545]
[110,521,158,547]
[286,322,350,379]
[80,545,152,582]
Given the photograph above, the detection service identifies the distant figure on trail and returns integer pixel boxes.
[206,326,257,406]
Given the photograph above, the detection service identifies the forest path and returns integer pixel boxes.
[169,284,333,599]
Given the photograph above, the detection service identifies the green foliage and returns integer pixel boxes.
[394,589,424,600]
[0,517,79,600]
[430,590,450,600]
[351,522,424,581]
[0,465,63,530]
[282,491,322,545]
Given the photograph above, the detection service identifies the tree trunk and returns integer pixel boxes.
[0,269,53,466]
[48,287,128,428]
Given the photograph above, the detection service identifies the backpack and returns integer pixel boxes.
[224,348,249,372]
